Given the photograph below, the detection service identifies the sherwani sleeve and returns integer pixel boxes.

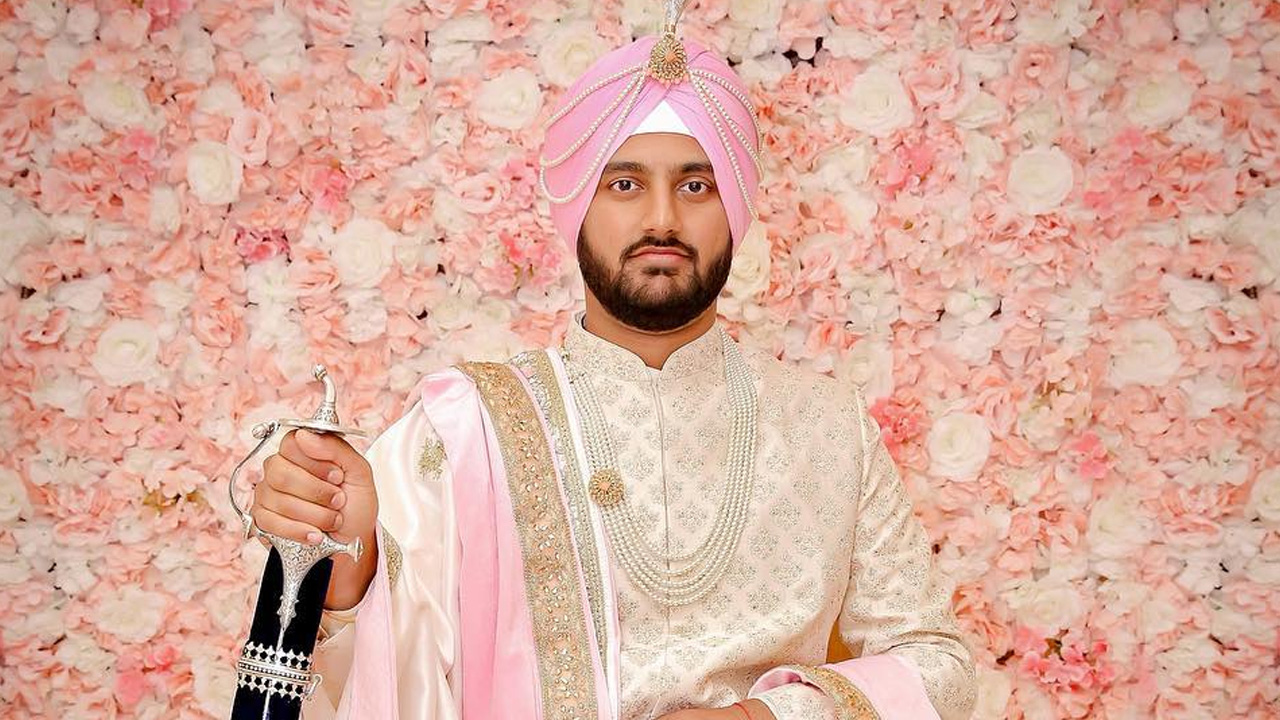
[750,386,976,720]
[301,398,463,720]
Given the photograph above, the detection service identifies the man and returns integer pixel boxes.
[248,5,976,719]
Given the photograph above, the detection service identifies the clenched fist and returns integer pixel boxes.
[249,428,380,610]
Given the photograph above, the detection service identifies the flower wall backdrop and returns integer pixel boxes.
[2,0,1278,717]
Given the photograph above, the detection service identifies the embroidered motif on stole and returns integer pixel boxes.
[775,665,881,720]
[511,349,610,677]
[457,361,599,720]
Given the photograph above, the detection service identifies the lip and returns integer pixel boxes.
[631,248,690,258]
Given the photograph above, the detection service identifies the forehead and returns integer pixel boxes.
[606,132,711,169]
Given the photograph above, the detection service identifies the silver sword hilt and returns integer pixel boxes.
[228,364,368,634]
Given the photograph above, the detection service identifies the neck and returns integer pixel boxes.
[582,294,718,370]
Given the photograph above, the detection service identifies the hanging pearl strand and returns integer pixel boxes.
[566,329,758,607]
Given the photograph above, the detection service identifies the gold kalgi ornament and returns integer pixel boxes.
[647,31,688,86]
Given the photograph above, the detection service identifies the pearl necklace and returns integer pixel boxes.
[565,328,758,607]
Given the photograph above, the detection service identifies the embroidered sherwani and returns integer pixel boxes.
[304,319,975,720]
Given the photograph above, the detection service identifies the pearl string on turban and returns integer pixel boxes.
[538,0,763,256]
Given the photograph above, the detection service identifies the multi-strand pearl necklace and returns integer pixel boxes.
[565,328,758,607]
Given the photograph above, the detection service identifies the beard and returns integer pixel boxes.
[578,228,733,333]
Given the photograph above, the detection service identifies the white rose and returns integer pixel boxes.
[539,21,608,87]
[327,216,397,288]
[1007,146,1074,215]
[953,90,1003,130]
[64,4,98,43]
[945,287,999,325]
[29,371,90,419]
[1179,371,1243,419]
[1107,319,1183,388]
[1007,574,1084,631]
[52,274,110,313]
[823,27,884,60]
[186,140,243,205]
[342,288,388,343]
[432,111,467,147]
[1016,402,1068,452]
[476,68,544,131]
[927,411,992,482]
[0,468,31,524]
[1012,101,1061,146]
[1155,634,1220,688]
[1087,487,1155,558]
[94,585,168,643]
[940,317,1004,367]
[1247,467,1280,527]
[91,318,161,387]
[149,277,194,315]
[811,142,875,188]
[1161,274,1224,314]
[189,648,237,716]
[836,338,895,403]
[839,66,914,138]
[429,40,480,78]
[735,54,792,87]
[80,74,155,129]
[728,0,783,30]
[432,12,493,43]
[431,191,474,233]
[724,221,771,298]
[1123,74,1195,129]
[55,632,114,674]
[16,0,65,39]
[427,291,475,333]
[972,666,1013,720]
[243,7,306,84]
[147,185,182,236]
[244,256,297,306]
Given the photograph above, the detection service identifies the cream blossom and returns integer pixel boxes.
[16,0,65,39]
[1007,146,1074,215]
[728,0,784,31]
[1247,467,1280,527]
[326,217,397,288]
[1087,487,1156,559]
[1107,319,1184,388]
[80,73,155,129]
[94,585,168,643]
[91,318,161,387]
[342,288,389,343]
[839,66,915,138]
[927,411,992,482]
[185,140,244,205]
[147,184,182,236]
[539,21,608,87]
[55,632,114,675]
[972,666,1013,720]
[1123,74,1195,128]
[189,648,237,716]
[29,371,90,419]
[835,337,895,403]
[940,317,1003,367]
[1179,370,1244,419]
[1155,634,1221,688]
[242,5,306,83]
[0,467,31,524]
[1006,573,1084,631]
[725,222,772,298]
[476,68,544,131]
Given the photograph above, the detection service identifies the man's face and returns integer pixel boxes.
[578,133,733,333]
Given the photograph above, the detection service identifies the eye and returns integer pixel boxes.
[683,179,713,194]
[609,178,639,193]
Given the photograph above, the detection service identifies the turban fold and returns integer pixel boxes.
[539,33,763,255]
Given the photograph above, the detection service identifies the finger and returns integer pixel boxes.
[251,505,328,545]
[262,455,346,510]
[255,485,344,534]
[278,430,344,485]
[292,429,372,485]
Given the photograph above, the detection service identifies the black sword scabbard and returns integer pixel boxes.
[231,550,334,720]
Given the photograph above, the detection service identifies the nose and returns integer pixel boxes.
[642,184,682,239]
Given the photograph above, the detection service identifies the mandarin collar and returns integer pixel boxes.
[561,313,724,383]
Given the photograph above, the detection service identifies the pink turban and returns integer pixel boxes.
[538,33,763,255]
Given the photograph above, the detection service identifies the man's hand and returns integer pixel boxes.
[249,428,380,610]
[659,699,775,720]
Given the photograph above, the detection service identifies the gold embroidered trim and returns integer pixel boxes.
[511,350,610,675]
[379,523,403,590]
[779,664,880,720]
[458,361,598,720]
[417,437,446,480]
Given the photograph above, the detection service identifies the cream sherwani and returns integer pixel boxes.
[304,319,975,720]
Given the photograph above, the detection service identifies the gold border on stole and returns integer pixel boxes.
[457,361,600,720]
[775,665,881,720]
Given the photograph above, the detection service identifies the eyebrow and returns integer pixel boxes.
[602,160,714,176]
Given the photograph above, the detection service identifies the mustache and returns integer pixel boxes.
[622,236,697,259]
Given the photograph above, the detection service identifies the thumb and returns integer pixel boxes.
[295,429,373,486]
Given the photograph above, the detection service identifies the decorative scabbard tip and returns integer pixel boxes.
[313,364,327,380]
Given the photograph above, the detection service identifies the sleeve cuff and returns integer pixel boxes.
[317,523,402,644]
[752,664,880,720]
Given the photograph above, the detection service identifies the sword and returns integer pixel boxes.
[227,364,367,719]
